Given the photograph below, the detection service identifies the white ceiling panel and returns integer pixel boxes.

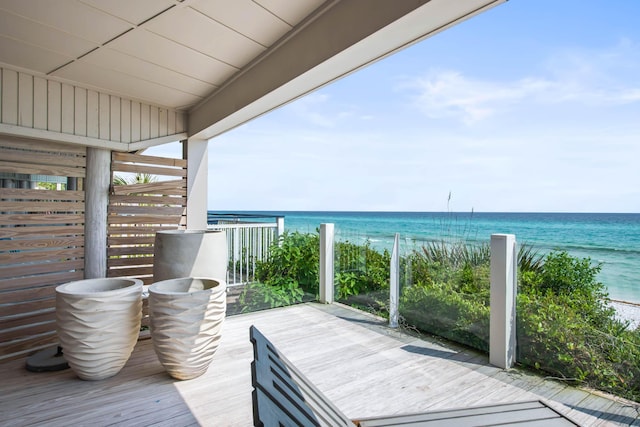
[254,0,327,27]
[0,0,132,44]
[54,61,202,109]
[144,6,265,68]
[107,29,238,84]
[0,36,73,74]
[79,0,176,26]
[0,11,97,59]
[192,0,292,47]
[82,48,217,96]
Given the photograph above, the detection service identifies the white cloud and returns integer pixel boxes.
[411,70,550,124]
[409,40,640,125]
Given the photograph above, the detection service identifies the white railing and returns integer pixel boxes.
[208,214,284,286]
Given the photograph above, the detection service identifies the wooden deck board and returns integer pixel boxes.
[1,302,638,426]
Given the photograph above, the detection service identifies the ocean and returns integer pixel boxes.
[217,211,640,304]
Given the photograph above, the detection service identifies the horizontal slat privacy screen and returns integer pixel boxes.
[108,152,187,287]
[0,138,86,362]
[0,145,186,362]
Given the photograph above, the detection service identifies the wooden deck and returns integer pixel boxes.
[1,302,638,426]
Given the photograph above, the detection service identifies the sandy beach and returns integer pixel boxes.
[611,300,640,330]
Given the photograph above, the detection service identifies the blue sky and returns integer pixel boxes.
[149,0,640,213]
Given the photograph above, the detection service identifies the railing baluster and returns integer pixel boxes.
[207,216,281,286]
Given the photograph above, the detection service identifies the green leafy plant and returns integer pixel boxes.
[335,271,360,299]
[401,281,490,351]
[518,243,544,274]
[516,251,639,400]
[239,278,304,312]
[255,231,320,294]
[239,231,319,312]
[334,239,390,305]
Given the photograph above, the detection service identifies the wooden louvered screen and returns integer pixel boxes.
[0,139,86,362]
[108,152,187,286]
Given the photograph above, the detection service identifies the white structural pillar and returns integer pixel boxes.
[389,233,400,328]
[319,223,335,304]
[490,233,517,369]
[276,216,285,240]
[84,147,110,279]
[186,137,208,230]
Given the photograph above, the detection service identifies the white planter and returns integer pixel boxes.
[154,230,228,282]
[56,278,143,380]
[149,277,226,380]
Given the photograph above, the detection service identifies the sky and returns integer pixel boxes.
[148,0,640,213]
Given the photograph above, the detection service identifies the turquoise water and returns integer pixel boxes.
[216,211,640,303]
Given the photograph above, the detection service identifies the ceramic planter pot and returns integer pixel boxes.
[149,277,226,380]
[56,278,143,380]
[153,230,228,282]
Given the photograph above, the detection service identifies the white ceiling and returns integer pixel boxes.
[0,0,506,142]
[0,0,326,110]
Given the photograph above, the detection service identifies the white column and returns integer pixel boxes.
[389,233,400,328]
[319,223,334,304]
[276,216,285,239]
[490,233,517,369]
[186,137,208,230]
[84,147,110,279]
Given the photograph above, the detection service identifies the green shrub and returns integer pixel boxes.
[400,243,491,351]
[335,240,390,300]
[402,246,640,401]
[421,240,490,269]
[517,250,639,400]
[255,231,319,294]
[520,251,615,326]
[239,231,319,312]
[238,278,305,311]
[401,282,490,352]
[517,291,640,400]
[518,243,544,274]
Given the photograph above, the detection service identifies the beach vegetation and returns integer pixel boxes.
[401,244,640,402]
[239,231,319,311]
[516,251,639,400]
[240,232,391,310]
[335,240,390,300]
[401,242,491,351]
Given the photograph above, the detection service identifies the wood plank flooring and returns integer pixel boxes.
[1,303,638,426]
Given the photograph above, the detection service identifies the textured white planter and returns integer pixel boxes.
[154,230,228,282]
[56,278,143,380]
[149,277,226,380]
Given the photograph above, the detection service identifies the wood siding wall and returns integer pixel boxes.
[0,139,86,362]
[108,152,187,286]
[0,67,187,145]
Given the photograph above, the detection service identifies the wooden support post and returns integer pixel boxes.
[319,223,334,304]
[389,233,400,328]
[85,147,110,279]
[186,137,208,230]
[490,233,517,369]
